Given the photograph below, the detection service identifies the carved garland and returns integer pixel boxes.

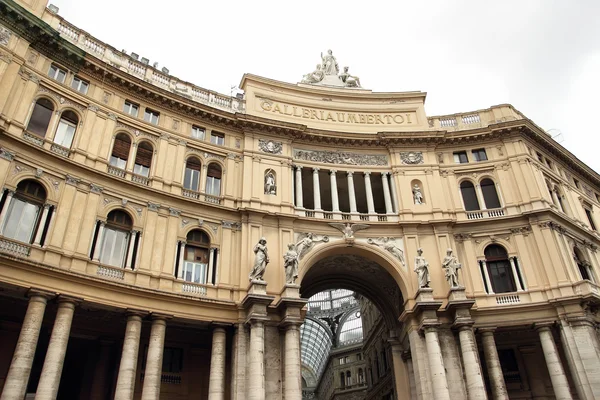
[293,149,387,166]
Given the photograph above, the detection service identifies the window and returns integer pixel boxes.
[339,358,346,365]
[133,141,153,177]
[453,151,468,164]
[358,368,365,384]
[71,76,89,94]
[144,108,160,125]
[210,132,225,146]
[99,210,132,268]
[485,245,516,294]
[110,133,131,169]
[497,349,522,384]
[183,157,201,191]
[480,178,501,209]
[191,126,205,140]
[53,110,78,148]
[340,372,345,388]
[345,371,352,387]
[472,148,487,161]
[460,181,480,211]
[546,159,553,170]
[27,98,54,137]
[48,64,67,83]
[205,163,222,196]
[182,230,210,284]
[574,247,594,281]
[584,208,596,231]
[573,178,580,189]
[536,152,544,163]
[123,100,139,117]
[1,180,46,243]
[162,347,183,374]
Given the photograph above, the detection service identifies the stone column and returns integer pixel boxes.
[423,326,451,400]
[177,241,186,279]
[312,167,321,210]
[248,320,266,400]
[536,324,573,400]
[125,230,138,270]
[92,221,105,262]
[231,323,247,400]
[140,316,168,400]
[364,172,375,214]
[347,172,357,214]
[475,184,487,210]
[389,172,399,213]
[330,170,340,212]
[402,352,417,400]
[457,326,487,400]
[114,312,144,400]
[0,189,14,231]
[33,204,51,245]
[207,247,215,284]
[284,324,302,400]
[509,257,523,291]
[208,327,227,400]
[35,297,78,400]
[480,328,508,400]
[381,172,394,214]
[480,260,495,294]
[1,291,53,400]
[294,166,303,208]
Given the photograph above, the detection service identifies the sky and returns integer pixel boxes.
[50,0,600,172]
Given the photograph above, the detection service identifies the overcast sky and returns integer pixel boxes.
[50,0,600,173]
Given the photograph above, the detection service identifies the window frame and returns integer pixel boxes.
[143,108,160,125]
[471,148,488,162]
[191,125,206,140]
[71,76,89,94]
[48,64,67,83]
[210,132,225,146]
[453,151,469,164]
[123,100,139,117]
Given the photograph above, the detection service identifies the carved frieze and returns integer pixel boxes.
[186,148,226,162]
[295,232,329,259]
[0,148,15,161]
[0,24,12,46]
[147,202,160,212]
[294,149,387,166]
[258,139,283,155]
[65,175,80,186]
[222,221,241,230]
[400,151,424,165]
[510,226,532,236]
[367,237,406,266]
[453,233,473,242]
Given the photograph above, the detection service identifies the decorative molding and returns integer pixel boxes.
[367,237,406,266]
[453,233,473,242]
[0,49,12,64]
[221,220,241,230]
[87,104,99,112]
[293,149,387,166]
[510,226,532,236]
[107,113,117,121]
[37,86,85,112]
[258,139,283,154]
[186,148,226,162]
[169,207,181,217]
[227,153,242,161]
[400,152,424,165]
[35,168,43,178]
[90,183,103,194]
[121,199,128,207]
[65,175,80,186]
[147,202,160,212]
[295,233,329,259]
[0,24,12,46]
[0,147,15,161]
[115,122,156,141]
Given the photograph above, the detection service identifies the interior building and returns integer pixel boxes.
[0,1,600,399]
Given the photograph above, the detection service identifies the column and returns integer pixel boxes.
[347,172,357,213]
[207,248,215,285]
[509,257,523,291]
[480,260,495,294]
[389,173,399,213]
[1,291,53,400]
[33,204,51,245]
[536,324,573,400]
[283,324,302,400]
[382,172,394,214]
[457,326,487,400]
[125,230,138,270]
[92,221,105,262]
[114,312,144,400]
[402,352,417,400]
[476,184,487,210]
[294,166,303,208]
[35,297,78,400]
[0,189,14,231]
[330,170,339,212]
[231,323,247,400]
[177,241,186,279]
[248,320,266,400]
[312,168,321,210]
[208,327,227,400]
[423,327,451,400]
[480,329,508,400]
[140,316,168,400]
[364,172,375,214]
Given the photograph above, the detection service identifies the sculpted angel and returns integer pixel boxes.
[295,233,329,259]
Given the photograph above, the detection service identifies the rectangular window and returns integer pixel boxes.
[109,156,127,169]
[133,164,149,177]
[48,64,67,83]
[99,228,129,268]
[210,132,225,146]
[144,108,160,125]
[123,101,139,117]
[488,260,517,293]
[162,347,183,373]
[2,198,39,243]
[53,119,76,148]
[205,176,221,196]
[184,168,201,191]
[453,151,468,164]
[573,178,580,189]
[536,152,544,163]
[472,148,487,162]
[546,159,553,169]
[585,208,597,231]
[71,76,89,94]
[191,126,205,140]
[182,260,207,284]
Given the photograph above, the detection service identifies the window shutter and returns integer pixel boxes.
[112,137,131,160]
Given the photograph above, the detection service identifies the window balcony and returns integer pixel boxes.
[297,208,396,222]
[0,236,31,257]
[131,172,150,186]
[107,165,126,179]
[466,207,505,220]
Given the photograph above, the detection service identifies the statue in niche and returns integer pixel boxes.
[441,248,462,288]
[368,237,406,266]
[283,243,300,284]
[339,67,361,88]
[264,171,276,195]
[249,237,269,282]
[301,64,325,84]
[412,184,424,204]
[321,49,339,75]
[295,233,329,259]
[414,248,430,288]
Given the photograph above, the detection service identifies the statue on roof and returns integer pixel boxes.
[321,49,339,75]
[301,64,325,84]
[300,50,363,88]
[339,66,361,88]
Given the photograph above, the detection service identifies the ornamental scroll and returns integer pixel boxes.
[294,149,387,166]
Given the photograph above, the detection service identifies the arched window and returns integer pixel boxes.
[183,157,201,191]
[27,98,54,137]
[133,141,153,177]
[1,180,46,243]
[340,372,345,388]
[460,181,480,211]
[345,371,352,387]
[480,178,501,209]
[485,245,516,293]
[99,210,133,268]
[574,247,594,282]
[110,133,131,170]
[183,230,210,284]
[205,163,222,196]
[358,368,365,384]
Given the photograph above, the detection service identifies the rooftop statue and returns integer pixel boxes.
[301,64,325,84]
[339,67,361,88]
[300,50,362,88]
[321,49,339,75]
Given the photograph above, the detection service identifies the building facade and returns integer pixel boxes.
[0,0,600,399]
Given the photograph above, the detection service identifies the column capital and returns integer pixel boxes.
[27,288,56,301]
[210,322,232,331]
[347,171,354,177]
[150,312,173,322]
[330,169,337,175]
[364,171,371,177]
[477,327,497,335]
[294,165,303,171]
[381,171,389,177]
[312,167,320,173]
[124,308,148,318]
[57,295,82,306]
[534,322,556,332]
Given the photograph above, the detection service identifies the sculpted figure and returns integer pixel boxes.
[414,248,430,288]
[412,184,423,204]
[283,243,299,284]
[249,237,269,281]
[295,233,329,259]
[368,237,406,266]
[264,172,276,195]
[329,222,370,240]
[339,66,361,88]
[301,64,325,84]
[441,248,462,288]
[321,49,339,75]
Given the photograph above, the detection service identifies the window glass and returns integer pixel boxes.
[205,164,222,196]
[191,126,205,140]
[2,198,39,242]
[472,148,487,161]
[183,159,201,191]
[585,208,596,230]
[99,228,129,267]
[110,134,131,169]
[123,101,139,117]
[71,77,89,94]
[133,142,153,177]
[453,151,468,163]
[144,108,160,125]
[210,132,224,145]
[485,245,516,293]
[481,179,501,209]
[54,118,76,148]
[48,65,67,83]
[27,99,54,137]
[460,181,480,211]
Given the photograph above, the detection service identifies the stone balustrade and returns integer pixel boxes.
[428,105,526,131]
[0,237,31,257]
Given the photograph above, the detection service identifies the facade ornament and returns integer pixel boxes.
[0,50,12,64]
[400,152,424,165]
[264,169,276,195]
[437,153,444,163]
[412,184,423,204]
[35,168,43,178]
[102,92,111,104]
[0,148,15,161]
[121,198,128,207]
[414,248,430,288]
[301,64,324,84]
[198,218,204,226]
[294,149,387,166]
[258,139,283,155]
[0,25,11,46]
[367,237,405,266]
[222,220,241,230]
[89,183,103,194]
[135,208,143,217]
[510,226,532,236]
[147,202,160,211]
[582,239,598,252]
[300,50,363,88]
[169,207,181,217]
[65,175,80,186]
[453,233,472,242]
[172,119,180,130]
[329,223,370,241]
[210,224,219,234]
[321,50,339,75]
[249,237,269,282]
[339,67,361,88]
[88,105,99,112]
[52,181,60,191]
[295,233,329,260]
[107,112,117,121]
[283,243,300,284]
[441,248,462,289]
[181,219,190,227]
[26,50,38,66]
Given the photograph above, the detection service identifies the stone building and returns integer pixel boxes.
[0,1,599,399]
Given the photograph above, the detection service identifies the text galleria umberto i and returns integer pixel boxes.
[0,1,600,400]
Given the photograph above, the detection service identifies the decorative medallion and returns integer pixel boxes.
[258,139,283,155]
[400,152,424,165]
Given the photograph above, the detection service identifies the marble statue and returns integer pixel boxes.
[368,237,406,266]
[321,49,339,75]
[264,171,276,195]
[412,184,423,204]
[283,243,299,284]
[414,248,430,288]
[441,248,462,288]
[301,64,325,84]
[339,67,361,88]
[295,232,329,259]
[249,237,269,281]
[329,222,370,239]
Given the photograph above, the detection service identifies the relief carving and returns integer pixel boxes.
[400,152,424,165]
[295,232,329,259]
[294,149,387,166]
[258,139,283,154]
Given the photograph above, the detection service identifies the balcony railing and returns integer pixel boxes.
[0,237,31,257]
[496,294,520,305]
[182,282,207,296]
[467,208,505,220]
[131,173,150,186]
[428,105,524,131]
[107,165,126,178]
[23,132,44,146]
[204,194,222,205]
[50,143,70,158]
[97,265,125,280]
[182,188,200,200]
[140,372,181,384]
